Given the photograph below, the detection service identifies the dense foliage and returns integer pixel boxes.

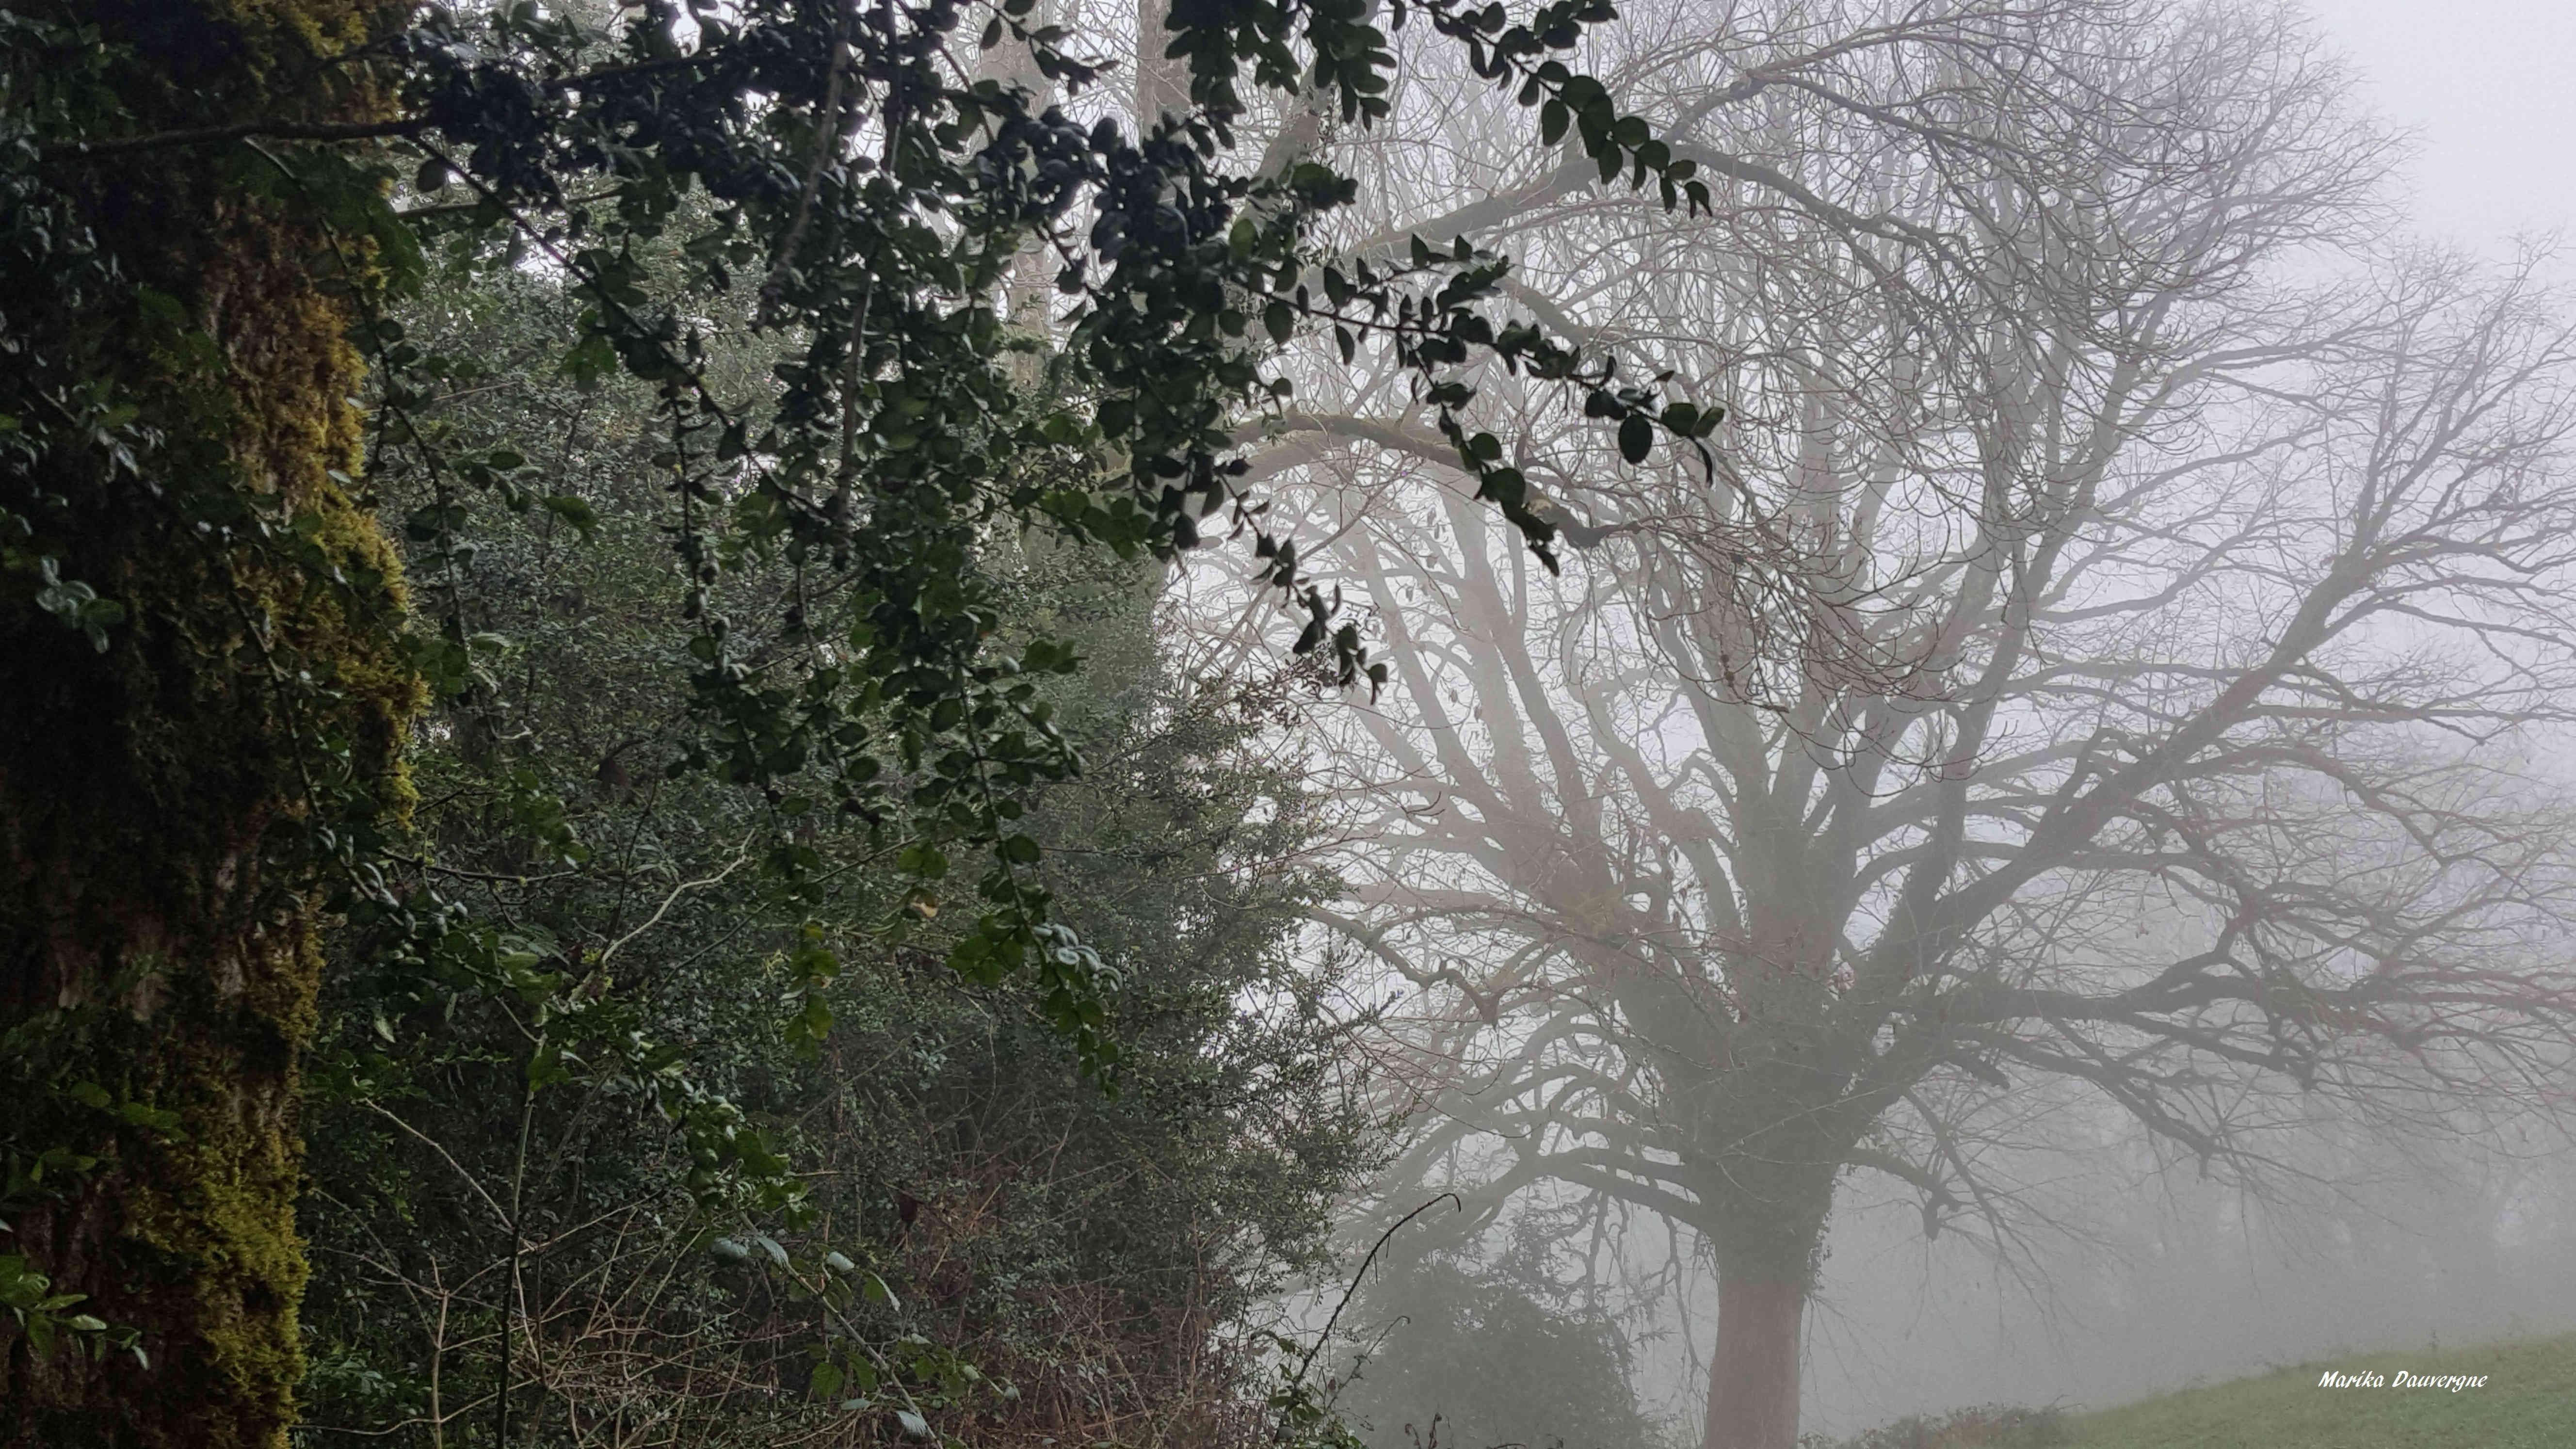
[298,260,1374,1445]
[351,0,1716,1074]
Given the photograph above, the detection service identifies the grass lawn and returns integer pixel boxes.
[2061,1332,2576,1448]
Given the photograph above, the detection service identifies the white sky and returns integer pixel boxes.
[2299,0,2576,246]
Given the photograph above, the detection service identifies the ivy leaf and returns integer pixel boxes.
[1618,413,1653,464]
[557,333,616,391]
[540,495,598,541]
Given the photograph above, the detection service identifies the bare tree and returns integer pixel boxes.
[1174,3,2576,1446]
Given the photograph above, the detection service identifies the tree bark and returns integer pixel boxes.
[0,4,414,1446]
[1136,0,1190,129]
[1701,1274,1807,1449]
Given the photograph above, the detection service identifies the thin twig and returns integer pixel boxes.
[596,833,757,965]
[43,116,426,159]
[1289,1191,1461,1391]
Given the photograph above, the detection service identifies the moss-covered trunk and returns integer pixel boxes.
[0,4,413,1445]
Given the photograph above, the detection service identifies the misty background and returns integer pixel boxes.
[1786,7,2576,1432]
[1237,1,2576,1442]
[2304,0,2576,250]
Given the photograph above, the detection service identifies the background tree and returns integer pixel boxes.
[1203,3,2576,1445]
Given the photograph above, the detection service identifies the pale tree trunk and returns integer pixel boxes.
[1701,1274,1807,1449]
[1697,1174,1832,1449]
[984,0,1057,359]
[1136,0,1190,131]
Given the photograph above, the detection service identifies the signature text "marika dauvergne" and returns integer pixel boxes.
[2316,1371,2488,1392]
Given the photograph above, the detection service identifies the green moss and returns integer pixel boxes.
[126,1022,313,1449]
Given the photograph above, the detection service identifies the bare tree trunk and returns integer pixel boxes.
[984,0,1057,361]
[0,4,414,1446]
[1135,0,1189,131]
[1701,1274,1805,1449]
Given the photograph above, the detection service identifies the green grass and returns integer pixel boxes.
[2060,1332,2576,1449]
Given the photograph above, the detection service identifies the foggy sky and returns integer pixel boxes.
[2302,0,2576,246]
